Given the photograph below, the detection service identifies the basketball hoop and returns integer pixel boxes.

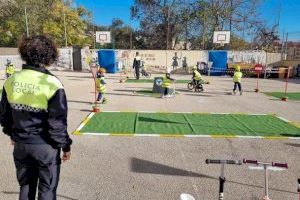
[213,31,230,46]
[96,31,111,45]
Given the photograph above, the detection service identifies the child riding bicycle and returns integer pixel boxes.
[192,66,203,92]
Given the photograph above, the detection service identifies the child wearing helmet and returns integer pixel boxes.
[96,68,107,103]
[233,65,243,95]
[161,68,175,98]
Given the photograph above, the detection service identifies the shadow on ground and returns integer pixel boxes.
[285,142,300,147]
[68,100,92,105]
[130,158,297,195]
[130,157,209,178]
[138,116,182,124]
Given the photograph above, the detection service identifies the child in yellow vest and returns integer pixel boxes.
[192,66,203,92]
[5,59,15,79]
[233,65,243,95]
[161,68,175,98]
[96,68,107,103]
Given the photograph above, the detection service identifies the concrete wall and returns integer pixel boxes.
[0,48,18,55]
[116,50,208,70]
[266,53,284,65]
[0,47,282,72]
[0,48,74,71]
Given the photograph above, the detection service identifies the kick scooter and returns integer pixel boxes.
[243,159,288,200]
[206,159,242,200]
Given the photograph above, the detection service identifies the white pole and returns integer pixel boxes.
[63,5,68,47]
[25,6,29,37]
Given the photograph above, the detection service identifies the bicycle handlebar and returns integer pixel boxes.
[206,159,242,165]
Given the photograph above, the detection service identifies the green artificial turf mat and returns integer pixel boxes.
[264,92,300,100]
[80,112,137,133]
[135,90,179,97]
[126,78,190,84]
[136,113,193,134]
[79,112,300,137]
[184,114,299,136]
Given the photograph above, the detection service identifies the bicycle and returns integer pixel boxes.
[187,79,204,92]
[134,62,151,78]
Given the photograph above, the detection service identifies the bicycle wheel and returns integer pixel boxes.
[187,82,194,90]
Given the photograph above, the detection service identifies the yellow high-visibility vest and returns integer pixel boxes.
[96,77,106,93]
[233,72,243,83]
[194,70,202,81]
[4,69,63,110]
[162,75,171,88]
[6,64,15,75]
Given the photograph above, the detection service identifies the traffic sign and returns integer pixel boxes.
[254,64,263,72]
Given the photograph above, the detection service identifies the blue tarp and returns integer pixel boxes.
[98,49,117,73]
[208,51,228,76]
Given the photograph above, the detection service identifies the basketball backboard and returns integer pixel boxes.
[96,31,111,44]
[213,31,230,44]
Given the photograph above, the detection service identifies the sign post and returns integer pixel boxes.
[254,64,263,93]
[281,67,291,101]
[90,64,100,112]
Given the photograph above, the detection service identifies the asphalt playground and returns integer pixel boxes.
[0,70,300,200]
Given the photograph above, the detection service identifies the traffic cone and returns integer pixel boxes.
[92,102,100,112]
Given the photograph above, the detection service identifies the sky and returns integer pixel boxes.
[75,0,300,41]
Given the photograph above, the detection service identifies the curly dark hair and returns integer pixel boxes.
[18,35,58,66]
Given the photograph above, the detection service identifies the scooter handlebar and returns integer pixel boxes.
[272,162,288,169]
[243,159,258,165]
[205,159,242,165]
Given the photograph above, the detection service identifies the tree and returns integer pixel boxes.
[0,0,92,47]
[131,0,187,50]
[252,25,280,52]
[109,18,132,49]
[190,0,264,50]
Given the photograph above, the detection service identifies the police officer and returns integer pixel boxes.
[5,59,15,78]
[0,35,72,200]
[133,52,141,80]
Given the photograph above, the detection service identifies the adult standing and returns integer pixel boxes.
[133,52,141,80]
[0,35,72,200]
[182,57,187,71]
[172,52,179,71]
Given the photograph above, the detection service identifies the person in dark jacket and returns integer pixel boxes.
[0,35,72,200]
[133,52,141,80]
